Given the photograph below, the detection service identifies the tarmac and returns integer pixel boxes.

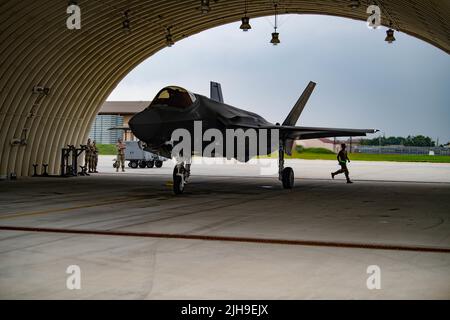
[0,156,449,299]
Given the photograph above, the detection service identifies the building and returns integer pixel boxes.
[89,101,149,143]
[296,137,362,153]
[296,138,336,152]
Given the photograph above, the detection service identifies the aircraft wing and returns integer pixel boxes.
[227,122,377,140]
[278,125,378,140]
[226,123,377,155]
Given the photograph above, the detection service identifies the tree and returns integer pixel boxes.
[404,135,435,147]
[360,135,435,147]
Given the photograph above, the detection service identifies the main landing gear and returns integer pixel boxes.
[279,140,294,189]
[170,141,294,194]
[173,161,191,194]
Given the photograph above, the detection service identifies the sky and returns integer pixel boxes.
[108,14,450,144]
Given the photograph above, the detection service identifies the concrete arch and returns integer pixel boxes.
[1,0,449,176]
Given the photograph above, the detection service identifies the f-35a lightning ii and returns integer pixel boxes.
[129,81,376,194]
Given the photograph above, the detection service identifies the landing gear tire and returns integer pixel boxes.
[146,160,154,168]
[127,162,132,168]
[155,160,163,168]
[138,161,147,168]
[281,167,294,189]
[130,161,138,169]
[173,166,185,195]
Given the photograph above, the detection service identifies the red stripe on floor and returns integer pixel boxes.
[1,225,449,253]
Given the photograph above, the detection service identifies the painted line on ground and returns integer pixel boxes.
[1,225,449,253]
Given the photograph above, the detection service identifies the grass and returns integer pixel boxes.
[295,146,335,154]
[287,148,450,163]
[97,144,116,155]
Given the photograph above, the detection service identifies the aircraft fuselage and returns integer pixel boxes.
[129,93,278,161]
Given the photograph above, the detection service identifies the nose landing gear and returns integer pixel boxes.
[173,161,191,194]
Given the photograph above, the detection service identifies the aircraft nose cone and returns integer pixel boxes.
[129,109,161,142]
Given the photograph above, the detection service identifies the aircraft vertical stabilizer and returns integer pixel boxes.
[210,81,224,103]
[282,81,316,126]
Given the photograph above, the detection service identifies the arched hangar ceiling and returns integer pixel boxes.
[1,0,449,176]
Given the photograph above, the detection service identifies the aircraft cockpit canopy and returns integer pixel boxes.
[149,86,197,109]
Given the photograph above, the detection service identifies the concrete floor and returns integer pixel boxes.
[0,157,449,299]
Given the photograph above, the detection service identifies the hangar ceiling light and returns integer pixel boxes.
[166,28,175,47]
[270,3,280,45]
[239,0,251,31]
[385,27,396,44]
[348,0,361,9]
[201,0,211,14]
[240,16,251,32]
[122,10,131,33]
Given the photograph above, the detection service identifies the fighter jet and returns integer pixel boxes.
[129,81,377,194]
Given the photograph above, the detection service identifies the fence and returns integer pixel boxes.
[353,145,450,156]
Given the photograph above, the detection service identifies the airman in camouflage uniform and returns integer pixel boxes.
[85,138,92,172]
[331,143,353,183]
[116,138,126,172]
[91,140,99,173]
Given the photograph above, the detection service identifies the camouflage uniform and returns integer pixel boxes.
[116,141,126,172]
[91,142,99,172]
[85,140,92,172]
